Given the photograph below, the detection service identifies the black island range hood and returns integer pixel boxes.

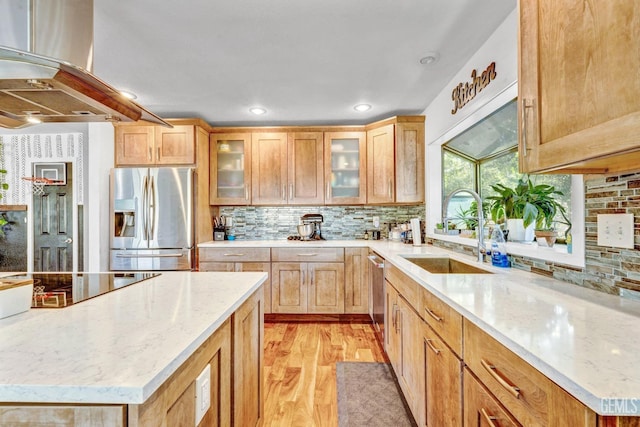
[0,0,170,129]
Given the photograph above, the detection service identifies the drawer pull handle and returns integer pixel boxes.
[425,338,441,355]
[424,306,442,322]
[297,253,318,257]
[480,408,498,427]
[480,359,521,399]
[224,253,245,256]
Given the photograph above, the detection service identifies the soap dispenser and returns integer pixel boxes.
[490,225,510,268]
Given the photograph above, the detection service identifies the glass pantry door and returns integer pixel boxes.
[210,133,251,205]
[324,131,366,204]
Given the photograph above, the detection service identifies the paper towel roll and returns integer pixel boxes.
[410,218,422,246]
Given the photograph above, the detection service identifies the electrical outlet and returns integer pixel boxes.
[194,364,211,426]
[597,214,634,249]
[373,216,380,228]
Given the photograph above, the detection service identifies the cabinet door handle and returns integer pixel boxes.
[521,98,535,158]
[289,183,293,200]
[157,146,160,161]
[480,359,521,399]
[480,408,498,427]
[391,303,398,328]
[424,306,442,322]
[388,179,393,199]
[326,182,330,200]
[245,184,249,201]
[148,147,152,161]
[224,253,245,257]
[282,184,286,201]
[297,253,318,257]
[425,338,441,355]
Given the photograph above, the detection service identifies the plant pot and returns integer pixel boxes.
[506,218,535,243]
[535,229,558,247]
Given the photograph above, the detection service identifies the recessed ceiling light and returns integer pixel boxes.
[120,90,137,100]
[419,52,440,65]
[250,107,267,115]
[354,104,371,112]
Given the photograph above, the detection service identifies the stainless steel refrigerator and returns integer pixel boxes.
[110,167,194,271]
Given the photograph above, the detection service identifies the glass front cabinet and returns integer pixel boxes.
[323,131,366,205]
[210,133,251,205]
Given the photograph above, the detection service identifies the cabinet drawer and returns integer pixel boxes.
[463,320,595,426]
[420,287,462,356]
[199,247,270,262]
[463,368,520,427]
[384,263,419,312]
[271,247,344,262]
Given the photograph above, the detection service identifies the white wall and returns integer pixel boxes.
[86,123,114,272]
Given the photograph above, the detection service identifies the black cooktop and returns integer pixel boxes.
[6,272,160,308]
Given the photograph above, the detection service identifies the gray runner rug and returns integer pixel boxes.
[336,362,415,427]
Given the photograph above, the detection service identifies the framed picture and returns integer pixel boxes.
[33,163,66,185]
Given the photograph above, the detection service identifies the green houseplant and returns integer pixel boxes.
[486,175,567,243]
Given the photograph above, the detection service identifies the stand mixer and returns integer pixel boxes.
[298,213,324,240]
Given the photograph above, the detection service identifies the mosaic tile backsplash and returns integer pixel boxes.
[217,205,426,240]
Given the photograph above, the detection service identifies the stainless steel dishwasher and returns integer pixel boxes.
[368,252,385,346]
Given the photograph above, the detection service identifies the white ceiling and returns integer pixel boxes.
[93,0,516,127]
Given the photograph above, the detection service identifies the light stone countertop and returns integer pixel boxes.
[201,239,640,416]
[0,271,267,404]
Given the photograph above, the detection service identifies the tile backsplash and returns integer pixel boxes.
[217,205,425,240]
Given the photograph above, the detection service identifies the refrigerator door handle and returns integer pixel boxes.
[149,175,157,238]
[116,253,185,258]
[141,175,149,241]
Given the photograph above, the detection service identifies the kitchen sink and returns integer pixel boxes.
[401,256,493,274]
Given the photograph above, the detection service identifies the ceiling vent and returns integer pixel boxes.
[0,0,169,129]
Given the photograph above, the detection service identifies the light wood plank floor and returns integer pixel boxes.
[264,321,387,427]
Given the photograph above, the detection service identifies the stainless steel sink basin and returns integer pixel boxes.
[401,256,493,274]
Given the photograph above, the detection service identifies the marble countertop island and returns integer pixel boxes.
[0,271,267,404]
[200,239,640,415]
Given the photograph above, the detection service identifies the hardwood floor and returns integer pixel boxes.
[264,321,387,427]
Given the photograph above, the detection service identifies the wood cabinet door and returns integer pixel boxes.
[155,125,195,165]
[238,262,272,314]
[233,288,264,427]
[385,281,399,367]
[251,132,288,205]
[288,132,324,204]
[210,133,252,205]
[307,262,344,314]
[115,125,155,166]
[519,0,640,173]
[324,131,367,205]
[395,122,424,203]
[344,247,369,314]
[423,324,462,427]
[397,296,422,423]
[271,262,307,313]
[463,368,520,427]
[367,124,395,203]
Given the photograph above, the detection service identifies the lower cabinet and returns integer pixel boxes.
[271,262,345,313]
[464,368,520,427]
[128,318,232,427]
[385,280,422,423]
[344,247,369,314]
[0,405,126,427]
[422,324,462,427]
[233,288,264,427]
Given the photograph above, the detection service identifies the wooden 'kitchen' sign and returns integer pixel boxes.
[451,62,497,114]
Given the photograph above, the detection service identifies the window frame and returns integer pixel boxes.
[426,83,585,268]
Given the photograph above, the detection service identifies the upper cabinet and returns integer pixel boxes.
[210,133,252,205]
[519,1,640,174]
[324,131,367,205]
[251,132,324,205]
[115,121,197,166]
[366,117,425,204]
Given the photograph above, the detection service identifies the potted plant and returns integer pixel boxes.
[487,175,566,243]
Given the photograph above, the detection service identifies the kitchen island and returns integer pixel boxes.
[0,271,267,426]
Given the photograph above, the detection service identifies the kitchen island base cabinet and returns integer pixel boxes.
[233,288,264,427]
[464,368,520,427]
[128,318,232,427]
[0,405,126,427]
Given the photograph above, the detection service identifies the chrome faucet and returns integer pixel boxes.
[442,189,486,262]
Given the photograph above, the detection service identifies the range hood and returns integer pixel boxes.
[0,0,170,129]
